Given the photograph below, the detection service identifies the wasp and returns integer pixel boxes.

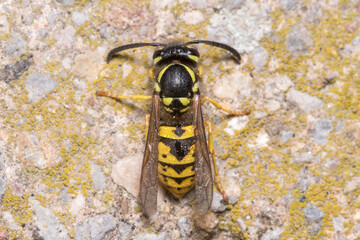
[96,40,250,216]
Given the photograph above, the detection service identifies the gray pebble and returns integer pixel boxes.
[286,88,323,113]
[72,12,89,27]
[25,73,59,103]
[133,232,169,240]
[56,0,74,6]
[206,2,272,53]
[251,46,268,72]
[1,54,33,83]
[22,13,34,25]
[309,119,333,145]
[5,32,26,57]
[324,71,338,83]
[60,188,68,203]
[0,175,6,203]
[74,214,116,240]
[177,216,191,238]
[31,199,69,240]
[260,227,284,240]
[290,152,315,164]
[309,223,322,236]
[99,23,113,40]
[189,0,208,9]
[224,0,246,10]
[280,131,294,143]
[333,215,345,232]
[90,162,106,190]
[0,145,4,171]
[280,0,298,11]
[286,25,313,54]
[210,191,227,212]
[0,15,9,32]
[304,203,324,222]
[118,222,132,240]
[38,28,48,38]
[47,9,62,26]
[56,25,76,49]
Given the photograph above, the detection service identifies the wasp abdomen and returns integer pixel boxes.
[158,125,196,198]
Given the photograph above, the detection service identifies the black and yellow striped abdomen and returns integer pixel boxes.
[158,125,196,198]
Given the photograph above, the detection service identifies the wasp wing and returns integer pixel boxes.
[139,92,161,217]
[193,93,213,215]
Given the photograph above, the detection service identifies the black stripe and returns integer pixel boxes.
[158,161,195,175]
[160,137,196,161]
[173,126,186,137]
[161,174,195,185]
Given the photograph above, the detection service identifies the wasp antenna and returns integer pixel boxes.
[106,42,166,63]
[185,40,241,64]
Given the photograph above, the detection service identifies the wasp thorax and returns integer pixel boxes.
[156,63,197,113]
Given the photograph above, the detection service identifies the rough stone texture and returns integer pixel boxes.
[31,199,69,240]
[286,25,313,54]
[74,214,116,240]
[90,162,106,190]
[111,153,143,197]
[308,119,333,145]
[0,0,359,239]
[286,88,324,113]
[25,74,59,103]
[0,175,6,203]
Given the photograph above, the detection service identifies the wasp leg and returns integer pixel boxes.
[96,91,152,101]
[204,120,229,202]
[202,96,250,116]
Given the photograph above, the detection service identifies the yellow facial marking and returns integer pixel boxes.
[153,56,162,64]
[188,55,199,62]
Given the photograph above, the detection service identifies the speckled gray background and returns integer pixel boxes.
[0,0,359,239]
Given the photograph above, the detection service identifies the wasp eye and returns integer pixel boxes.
[189,48,199,57]
[153,49,162,58]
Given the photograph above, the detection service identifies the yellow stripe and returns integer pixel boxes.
[164,106,173,113]
[164,185,194,198]
[159,125,194,139]
[159,175,195,188]
[181,64,196,83]
[154,82,161,92]
[158,164,195,178]
[157,64,172,82]
[192,82,199,93]
[157,63,196,83]
[180,106,190,113]
[158,142,195,164]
